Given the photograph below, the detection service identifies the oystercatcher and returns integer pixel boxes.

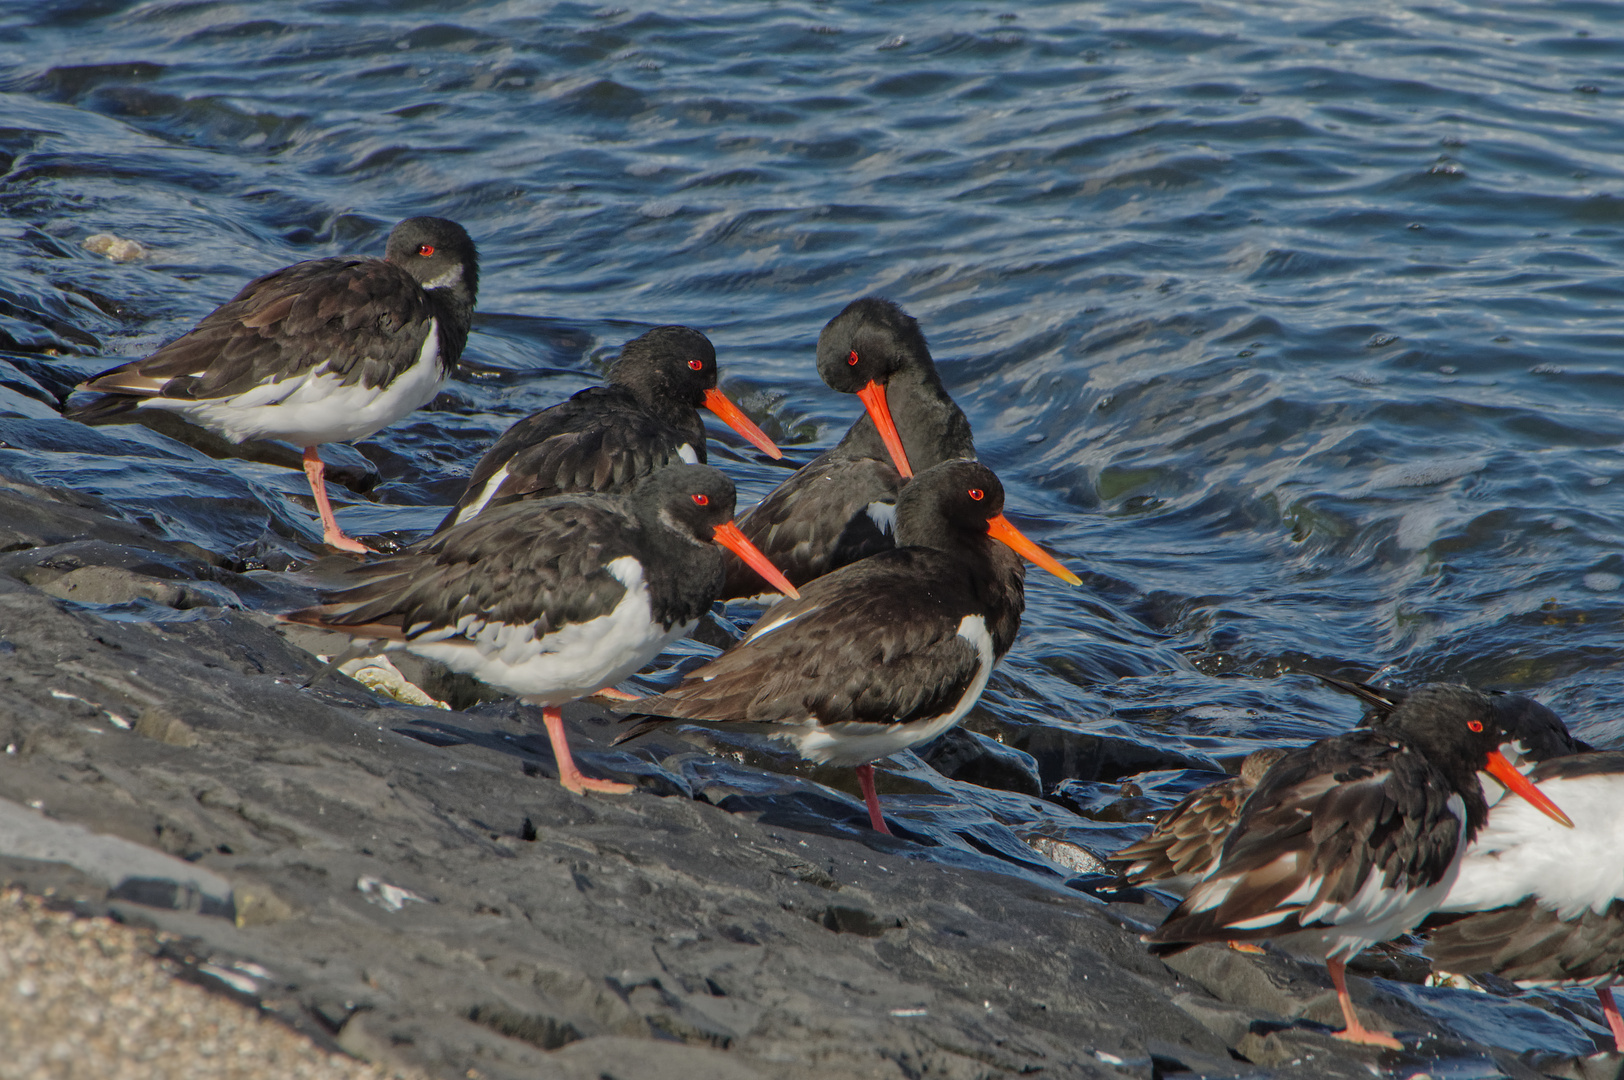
[720,297,975,599]
[1316,672,1593,766]
[67,217,479,553]
[1424,749,1624,1050]
[1146,684,1574,1048]
[437,325,782,532]
[615,459,1081,833]
[1110,748,1288,892]
[283,464,798,795]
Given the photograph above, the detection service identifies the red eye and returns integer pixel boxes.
[688,359,703,371]
[848,350,859,366]
[417,244,435,257]
[967,488,984,501]
[692,493,708,507]
[1468,719,1483,732]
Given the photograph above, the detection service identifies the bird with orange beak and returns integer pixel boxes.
[617,460,1081,834]
[437,325,781,532]
[1146,685,1574,1049]
[285,464,798,796]
[719,297,977,600]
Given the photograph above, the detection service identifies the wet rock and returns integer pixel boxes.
[917,725,1043,796]
[0,473,1607,1078]
[36,565,218,609]
[0,476,207,557]
[1001,722,1223,789]
[1530,1051,1624,1080]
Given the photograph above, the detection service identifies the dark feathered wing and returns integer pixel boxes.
[1148,735,1466,947]
[620,548,985,741]
[1424,899,1624,986]
[1525,750,1624,785]
[441,387,702,530]
[1110,776,1252,886]
[285,498,639,641]
[72,256,440,414]
[722,448,901,597]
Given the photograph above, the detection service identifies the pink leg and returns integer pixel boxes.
[302,446,370,554]
[1326,957,1402,1049]
[541,707,633,795]
[855,763,892,835]
[588,687,641,703]
[1597,986,1624,1053]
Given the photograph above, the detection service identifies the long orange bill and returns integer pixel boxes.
[713,520,801,599]
[855,379,912,478]
[985,514,1083,587]
[702,388,782,460]
[1484,750,1573,827]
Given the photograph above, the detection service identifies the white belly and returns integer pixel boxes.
[387,556,690,705]
[786,614,995,767]
[140,321,445,446]
[1442,772,1624,919]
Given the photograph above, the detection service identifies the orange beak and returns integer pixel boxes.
[985,514,1083,587]
[855,379,912,478]
[703,388,782,460]
[1484,750,1573,828]
[713,520,801,599]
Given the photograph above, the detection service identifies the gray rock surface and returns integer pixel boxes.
[0,475,1617,1079]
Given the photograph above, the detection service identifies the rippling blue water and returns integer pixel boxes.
[5,0,1624,1058]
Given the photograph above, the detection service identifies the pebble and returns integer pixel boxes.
[80,233,149,262]
[0,889,418,1080]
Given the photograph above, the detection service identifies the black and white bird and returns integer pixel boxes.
[68,217,479,553]
[616,459,1081,834]
[1146,685,1574,1048]
[1116,677,1585,941]
[1110,747,1289,893]
[283,464,798,795]
[436,324,782,532]
[1423,749,1624,1051]
[720,297,975,600]
[1316,673,1593,765]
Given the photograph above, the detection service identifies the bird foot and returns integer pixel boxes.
[1226,941,1265,954]
[588,687,642,703]
[559,770,635,796]
[1332,1024,1402,1049]
[323,530,374,555]
[1327,957,1402,1049]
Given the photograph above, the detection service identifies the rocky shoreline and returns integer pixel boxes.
[0,472,1620,1080]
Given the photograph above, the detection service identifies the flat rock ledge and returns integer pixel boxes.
[0,475,1619,1080]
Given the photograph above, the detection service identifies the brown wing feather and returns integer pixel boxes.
[622,548,987,736]
[1149,734,1466,947]
[284,498,639,640]
[80,256,436,403]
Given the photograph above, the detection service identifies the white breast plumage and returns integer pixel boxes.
[140,319,445,447]
[788,614,995,767]
[384,555,689,706]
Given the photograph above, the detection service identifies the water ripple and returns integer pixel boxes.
[4,0,1624,1054]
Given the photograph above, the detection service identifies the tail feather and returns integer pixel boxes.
[611,713,675,746]
[64,392,142,426]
